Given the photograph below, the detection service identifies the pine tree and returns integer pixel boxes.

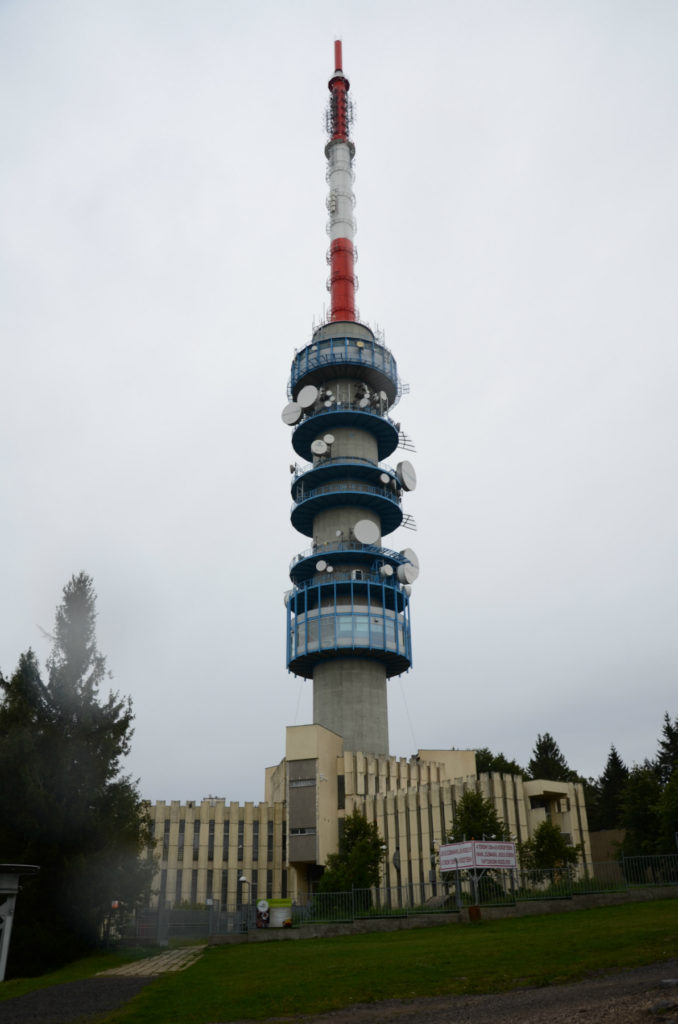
[592,745,629,830]
[0,573,154,976]
[655,712,678,786]
[527,732,575,782]
[518,820,581,872]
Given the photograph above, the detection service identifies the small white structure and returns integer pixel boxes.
[0,864,39,981]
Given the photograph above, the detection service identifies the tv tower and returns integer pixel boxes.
[282,41,418,755]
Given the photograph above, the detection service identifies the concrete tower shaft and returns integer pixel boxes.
[282,43,417,756]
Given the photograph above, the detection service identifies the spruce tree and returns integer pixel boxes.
[594,745,629,830]
[0,573,154,976]
[655,712,678,786]
[448,790,510,842]
[527,732,575,782]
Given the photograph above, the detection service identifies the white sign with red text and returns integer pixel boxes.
[439,840,516,872]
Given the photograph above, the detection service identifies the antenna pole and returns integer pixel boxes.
[326,39,355,322]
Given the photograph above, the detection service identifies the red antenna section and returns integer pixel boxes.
[326,39,356,322]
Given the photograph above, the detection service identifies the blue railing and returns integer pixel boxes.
[289,336,399,393]
[289,540,408,573]
[292,455,395,482]
[292,480,401,510]
[288,569,406,593]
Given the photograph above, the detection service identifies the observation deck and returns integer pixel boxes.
[289,328,399,405]
[286,574,412,679]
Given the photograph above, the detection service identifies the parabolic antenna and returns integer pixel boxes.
[323,434,335,445]
[400,547,419,569]
[326,564,334,573]
[353,519,380,545]
[379,390,388,403]
[282,402,302,426]
[316,560,327,572]
[379,563,394,577]
[297,384,319,409]
[396,460,417,491]
[379,473,390,486]
[311,439,328,456]
[358,397,370,409]
[397,563,418,585]
[403,584,412,597]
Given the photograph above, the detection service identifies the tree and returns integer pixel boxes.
[518,821,581,872]
[588,745,629,831]
[0,573,154,976]
[475,747,525,777]
[655,712,678,787]
[618,762,663,857]
[657,767,678,854]
[527,733,575,782]
[448,790,510,842]
[317,811,385,893]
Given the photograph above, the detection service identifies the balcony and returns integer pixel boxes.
[290,480,402,537]
[289,334,399,403]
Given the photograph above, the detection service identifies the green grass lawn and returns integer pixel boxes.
[3,900,678,1023]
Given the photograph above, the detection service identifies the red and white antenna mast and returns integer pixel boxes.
[325,40,356,322]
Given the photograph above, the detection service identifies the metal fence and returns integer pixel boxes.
[127,855,678,943]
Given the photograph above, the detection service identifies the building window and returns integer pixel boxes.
[238,819,244,861]
[251,874,258,904]
[266,869,273,899]
[221,871,228,908]
[289,778,315,788]
[206,869,213,901]
[223,821,229,861]
[208,820,215,861]
[159,869,167,907]
[282,870,287,898]
[193,820,201,861]
[190,869,198,905]
[290,827,316,836]
[337,775,345,810]
[178,819,185,861]
[253,820,259,862]
[175,869,183,905]
[267,820,274,862]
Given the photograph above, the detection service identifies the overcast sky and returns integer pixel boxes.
[2,0,677,804]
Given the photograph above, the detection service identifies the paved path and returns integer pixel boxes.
[0,946,206,1023]
[97,944,206,976]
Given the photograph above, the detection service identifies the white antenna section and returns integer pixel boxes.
[311,439,328,456]
[323,434,335,445]
[397,563,417,584]
[400,547,419,569]
[316,560,327,572]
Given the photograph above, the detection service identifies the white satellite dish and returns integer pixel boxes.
[379,390,388,403]
[403,584,412,597]
[358,397,370,409]
[379,473,390,486]
[311,439,328,456]
[353,519,380,545]
[316,560,327,572]
[379,564,394,577]
[281,402,302,426]
[297,384,319,409]
[396,460,417,491]
[326,564,334,573]
[400,547,420,569]
[397,563,418,584]
[323,434,335,445]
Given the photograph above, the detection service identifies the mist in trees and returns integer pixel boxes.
[0,573,154,977]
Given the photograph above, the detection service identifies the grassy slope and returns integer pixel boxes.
[96,900,678,1023]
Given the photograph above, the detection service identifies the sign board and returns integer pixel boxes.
[439,840,517,871]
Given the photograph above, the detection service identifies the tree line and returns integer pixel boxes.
[476,721,678,856]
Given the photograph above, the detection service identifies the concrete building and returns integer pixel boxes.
[147,42,592,907]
